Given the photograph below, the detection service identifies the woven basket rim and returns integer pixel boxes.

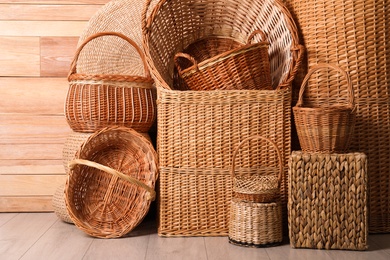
[177,43,268,76]
[68,73,154,84]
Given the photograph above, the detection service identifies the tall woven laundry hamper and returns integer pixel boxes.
[283,0,390,233]
[143,0,303,236]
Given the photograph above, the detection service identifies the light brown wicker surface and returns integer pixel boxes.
[231,135,283,203]
[142,0,303,236]
[77,0,158,76]
[229,198,283,247]
[288,151,368,250]
[65,126,158,238]
[62,131,151,174]
[65,32,155,133]
[174,30,272,91]
[52,183,73,224]
[293,63,355,153]
[284,0,390,233]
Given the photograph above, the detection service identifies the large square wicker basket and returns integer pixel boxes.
[288,151,368,250]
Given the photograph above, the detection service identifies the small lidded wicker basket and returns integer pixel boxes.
[65,32,155,133]
[293,63,356,153]
[231,135,283,203]
[174,30,272,91]
[65,126,158,238]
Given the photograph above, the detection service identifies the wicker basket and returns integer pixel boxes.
[142,0,303,236]
[64,126,158,238]
[65,32,156,133]
[229,198,283,247]
[174,30,272,91]
[293,64,355,153]
[231,135,283,203]
[284,0,390,233]
[52,183,73,224]
[288,151,368,250]
[62,131,151,175]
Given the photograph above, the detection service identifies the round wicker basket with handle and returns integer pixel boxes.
[231,135,283,203]
[174,29,272,91]
[65,32,155,133]
[64,126,158,238]
[293,63,356,153]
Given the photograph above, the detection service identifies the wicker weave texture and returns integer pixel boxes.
[174,30,273,91]
[62,131,151,174]
[231,135,283,203]
[293,64,356,153]
[143,0,303,237]
[52,183,73,224]
[65,32,156,133]
[284,0,390,233]
[143,0,303,91]
[229,199,283,247]
[288,151,368,250]
[65,127,158,238]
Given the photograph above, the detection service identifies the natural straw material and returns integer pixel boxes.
[62,131,151,174]
[229,198,282,247]
[174,30,272,91]
[65,32,155,133]
[231,135,283,203]
[284,0,390,233]
[293,64,355,153]
[52,183,73,224]
[65,127,158,238]
[142,0,303,236]
[288,151,368,250]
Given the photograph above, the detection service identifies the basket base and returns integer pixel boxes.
[228,238,282,248]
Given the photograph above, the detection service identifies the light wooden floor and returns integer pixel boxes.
[1,212,390,260]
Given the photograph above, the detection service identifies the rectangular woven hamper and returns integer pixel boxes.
[288,151,368,250]
[157,88,291,236]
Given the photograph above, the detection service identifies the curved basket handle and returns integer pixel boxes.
[68,159,156,201]
[231,135,283,188]
[247,29,268,44]
[277,44,305,90]
[296,63,354,108]
[68,31,151,80]
[174,52,199,76]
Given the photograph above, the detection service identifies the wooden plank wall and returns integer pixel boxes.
[0,0,110,212]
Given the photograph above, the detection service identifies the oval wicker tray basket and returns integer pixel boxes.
[65,32,156,133]
[64,126,158,238]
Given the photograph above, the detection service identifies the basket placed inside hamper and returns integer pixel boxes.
[65,32,156,133]
[142,0,303,236]
[174,29,272,91]
[65,126,158,238]
[293,63,356,153]
[231,135,283,203]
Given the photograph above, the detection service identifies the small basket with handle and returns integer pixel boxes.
[293,63,356,153]
[231,135,283,203]
[174,29,272,91]
[65,32,155,133]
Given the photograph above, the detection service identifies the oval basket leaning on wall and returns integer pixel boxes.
[65,32,156,133]
[65,126,158,238]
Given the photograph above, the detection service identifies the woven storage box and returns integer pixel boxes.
[52,183,73,224]
[143,0,303,236]
[174,29,272,91]
[65,126,158,238]
[288,151,368,250]
[231,135,283,203]
[293,64,356,153]
[62,131,151,174]
[229,198,282,247]
[65,32,156,133]
[284,0,390,233]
